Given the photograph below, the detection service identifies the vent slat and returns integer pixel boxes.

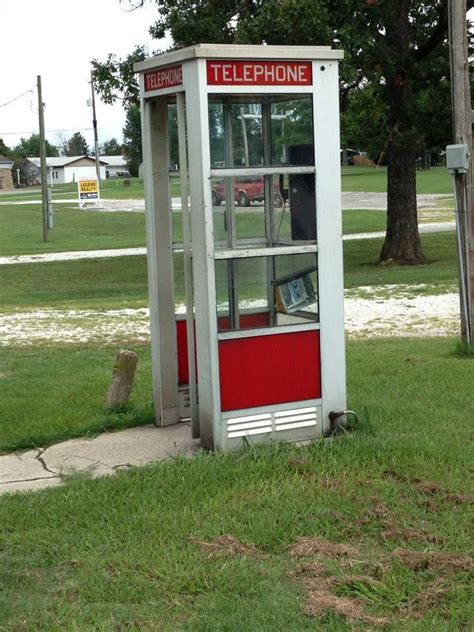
[274,406,316,418]
[275,420,317,432]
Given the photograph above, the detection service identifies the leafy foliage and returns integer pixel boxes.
[65,132,89,157]
[122,105,142,175]
[14,134,59,158]
[93,0,473,263]
[101,137,123,156]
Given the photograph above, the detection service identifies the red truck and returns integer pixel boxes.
[212,175,280,207]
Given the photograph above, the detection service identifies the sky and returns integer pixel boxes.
[0,0,169,153]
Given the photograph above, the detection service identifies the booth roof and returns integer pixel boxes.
[134,43,344,74]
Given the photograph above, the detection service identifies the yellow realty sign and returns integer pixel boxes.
[78,178,102,208]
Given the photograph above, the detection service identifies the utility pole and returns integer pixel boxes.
[37,75,48,242]
[90,70,101,182]
[447,0,473,348]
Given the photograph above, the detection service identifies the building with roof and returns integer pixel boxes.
[101,155,130,179]
[0,155,15,190]
[24,156,109,185]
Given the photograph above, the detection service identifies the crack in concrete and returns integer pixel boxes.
[1,474,59,485]
[35,448,60,476]
[60,454,116,470]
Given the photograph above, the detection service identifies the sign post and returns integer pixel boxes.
[78,178,103,209]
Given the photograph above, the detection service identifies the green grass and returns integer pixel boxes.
[0,345,154,453]
[0,256,149,311]
[0,204,146,256]
[0,338,472,629]
[343,209,386,234]
[0,177,180,202]
[1,203,388,257]
[341,166,452,194]
[343,232,458,290]
[0,232,458,312]
[0,167,451,209]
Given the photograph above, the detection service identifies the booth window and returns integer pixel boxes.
[215,253,318,332]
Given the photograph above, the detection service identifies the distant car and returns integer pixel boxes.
[107,170,131,179]
[212,175,280,207]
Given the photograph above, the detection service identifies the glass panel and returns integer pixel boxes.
[211,172,316,250]
[167,104,179,170]
[270,97,314,166]
[272,173,316,243]
[211,177,231,248]
[231,103,263,167]
[215,253,318,332]
[234,174,266,244]
[173,251,186,312]
[209,102,225,168]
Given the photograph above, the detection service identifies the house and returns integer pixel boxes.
[24,156,108,185]
[0,155,15,190]
[101,155,130,179]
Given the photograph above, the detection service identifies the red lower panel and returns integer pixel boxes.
[176,312,271,385]
[218,330,321,412]
[176,319,190,385]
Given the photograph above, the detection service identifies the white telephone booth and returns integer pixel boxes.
[135,44,346,451]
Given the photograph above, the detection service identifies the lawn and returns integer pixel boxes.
[0,202,389,257]
[0,204,146,256]
[0,231,458,312]
[0,337,472,630]
[0,345,153,453]
[340,165,452,194]
[0,165,452,206]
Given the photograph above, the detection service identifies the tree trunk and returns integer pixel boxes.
[380,139,425,264]
[379,1,426,265]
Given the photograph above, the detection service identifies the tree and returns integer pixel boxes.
[122,105,142,175]
[14,133,59,158]
[101,137,123,155]
[65,132,89,156]
[92,46,147,175]
[0,138,11,157]
[97,0,474,263]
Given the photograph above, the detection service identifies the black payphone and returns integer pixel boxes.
[288,144,316,241]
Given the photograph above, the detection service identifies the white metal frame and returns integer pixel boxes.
[136,44,346,449]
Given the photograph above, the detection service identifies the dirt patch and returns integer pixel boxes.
[304,591,390,626]
[445,492,474,504]
[382,470,473,504]
[389,548,473,574]
[288,561,329,582]
[290,537,358,559]
[382,527,446,544]
[288,534,472,625]
[403,578,451,618]
[188,534,264,559]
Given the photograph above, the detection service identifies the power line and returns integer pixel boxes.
[0,89,34,108]
[0,127,94,136]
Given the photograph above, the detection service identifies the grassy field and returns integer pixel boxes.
[0,338,472,630]
[0,231,458,313]
[340,166,452,194]
[0,202,390,257]
[0,165,452,204]
[0,345,153,453]
[0,231,460,453]
[0,204,147,256]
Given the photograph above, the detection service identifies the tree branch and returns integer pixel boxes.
[413,0,449,62]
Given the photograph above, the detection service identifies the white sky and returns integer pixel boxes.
[0,0,169,152]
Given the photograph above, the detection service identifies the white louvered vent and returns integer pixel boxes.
[178,387,191,418]
[227,412,272,439]
[274,406,318,432]
[226,406,318,440]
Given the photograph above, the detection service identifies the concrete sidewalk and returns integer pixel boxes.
[0,424,200,496]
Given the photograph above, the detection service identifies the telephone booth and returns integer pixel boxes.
[135,44,346,450]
